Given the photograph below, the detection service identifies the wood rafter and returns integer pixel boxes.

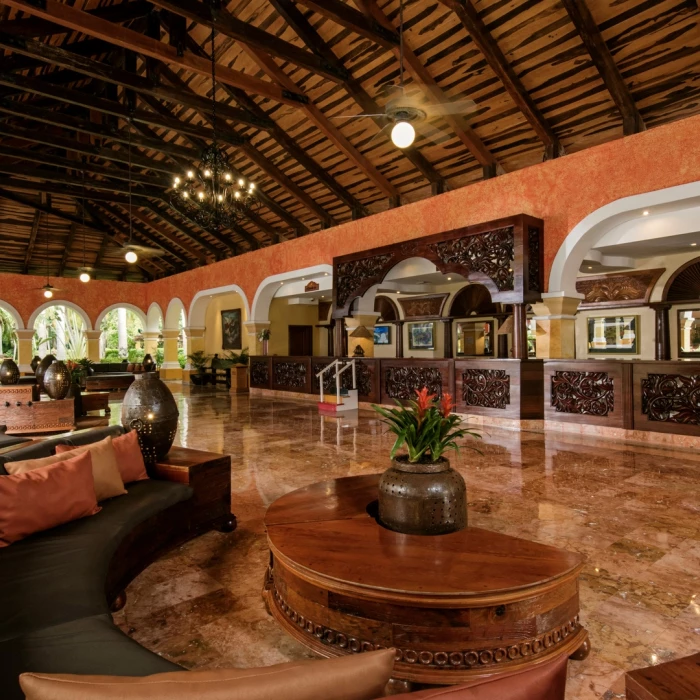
[560,0,645,135]
[22,206,42,274]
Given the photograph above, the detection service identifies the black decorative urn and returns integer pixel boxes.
[0,358,20,385]
[142,353,155,372]
[30,356,41,374]
[35,354,56,392]
[43,360,71,400]
[121,373,179,464]
[378,456,467,536]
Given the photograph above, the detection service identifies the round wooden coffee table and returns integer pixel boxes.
[263,474,589,687]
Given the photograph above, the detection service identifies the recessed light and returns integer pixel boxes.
[396,291,401,294]
[324,273,329,276]
[321,295,325,298]
[302,278,305,280]
[279,282,284,285]
[447,277,452,281]
[642,210,650,216]
[691,243,698,247]
[587,266,593,270]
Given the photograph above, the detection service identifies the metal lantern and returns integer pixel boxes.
[378,456,467,535]
[30,356,41,374]
[142,353,155,372]
[43,360,71,400]
[0,359,20,385]
[35,354,57,392]
[121,373,179,465]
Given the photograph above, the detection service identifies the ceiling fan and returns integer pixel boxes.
[332,0,477,149]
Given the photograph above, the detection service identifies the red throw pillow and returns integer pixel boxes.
[0,451,100,547]
[111,430,149,483]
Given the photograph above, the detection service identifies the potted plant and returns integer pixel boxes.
[220,348,249,393]
[186,350,211,386]
[257,329,270,356]
[371,387,480,535]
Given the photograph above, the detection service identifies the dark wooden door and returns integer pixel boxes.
[289,325,313,356]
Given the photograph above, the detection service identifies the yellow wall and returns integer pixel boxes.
[269,298,325,356]
[204,292,248,356]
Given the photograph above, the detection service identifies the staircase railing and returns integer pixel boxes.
[316,359,356,404]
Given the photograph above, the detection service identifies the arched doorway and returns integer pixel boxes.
[31,303,89,360]
[95,305,147,363]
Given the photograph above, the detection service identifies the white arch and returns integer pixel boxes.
[28,300,92,331]
[164,297,187,330]
[188,284,250,328]
[94,303,147,331]
[0,300,24,329]
[548,181,700,297]
[250,264,333,322]
[146,302,164,333]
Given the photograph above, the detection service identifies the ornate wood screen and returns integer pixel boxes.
[332,215,544,317]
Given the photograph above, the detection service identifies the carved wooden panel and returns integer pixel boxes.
[273,361,308,390]
[429,227,514,292]
[641,373,700,425]
[576,269,664,309]
[664,258,700,303]
[250,359,271,388]
[336,253,395,309]
[383,366,444,400]
[550,371,615,416]
[528,226,541,293]
[398,294,449,319]
[461,369,510,410]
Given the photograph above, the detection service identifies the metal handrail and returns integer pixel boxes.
[316,358,356,403]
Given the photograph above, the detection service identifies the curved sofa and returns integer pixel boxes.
[0,425,233,699]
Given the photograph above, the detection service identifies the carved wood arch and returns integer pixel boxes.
[374,295,399,322]
[662,256,700,303]
[332,215,543,318]
[449,284,498,317]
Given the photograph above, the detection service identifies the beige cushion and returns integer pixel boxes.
[19,648,396,700]
[5,436,126,502]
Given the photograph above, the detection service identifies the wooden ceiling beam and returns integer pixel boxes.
[560,0,644,135]
[159,21,368,218]
[149,0,348,82]
[57,223,77,277]
[22,206,42,274]
[437,0,561,154]
[243,45,399,198]
[354,0,501,174]
[2,1,154,38]
[0,34,272,129]
[294,0,399,49]
[271,0,445,189]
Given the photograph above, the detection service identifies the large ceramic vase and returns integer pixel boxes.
[142,353,155,372]
[377,455,467,536]
[0,358,20,385]
[121,373,179,465]
[35,354,57,392]
[43,360,71,400]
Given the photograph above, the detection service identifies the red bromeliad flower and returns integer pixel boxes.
[414,386,436,424]
[440,393,456,418]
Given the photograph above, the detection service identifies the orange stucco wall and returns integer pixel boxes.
[1,112,699,327]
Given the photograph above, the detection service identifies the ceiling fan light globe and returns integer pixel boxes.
[391,121,415,148]
[43,288,53,299]
[125,250,138,264]
[79,272,90,283]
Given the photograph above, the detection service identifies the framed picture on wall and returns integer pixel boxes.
[587,315,638,354]
[408,322,435,351]
[221,309,242,350]
[678,308,700,357]
[374,325,392,345]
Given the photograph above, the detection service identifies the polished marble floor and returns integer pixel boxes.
[112,387,700,699]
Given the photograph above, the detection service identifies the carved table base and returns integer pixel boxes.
[264,474,588,686]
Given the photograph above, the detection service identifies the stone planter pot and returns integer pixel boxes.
[121,373,179,465]
[43,360,71,400]
[190,370,206,386]
[378,455,467,536]
[35,354,56,392]
[0,358,20,385]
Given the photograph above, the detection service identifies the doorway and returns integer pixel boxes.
[289,325,313,356]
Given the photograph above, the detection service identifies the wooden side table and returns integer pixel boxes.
[626,653,700,700]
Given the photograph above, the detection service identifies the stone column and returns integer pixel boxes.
[651,303,672,361]
[182,327,205,381]
[243,321,271,356]
[16,329,36,374]
[160,329,182,380]
[494,314,509,359]
[142,331,159,358]
[442,318,454,359]
[512,304,528,360]
[395,321,404,358]
[529,294,582,359]
[117,307,128,358]
[84,330,102,363]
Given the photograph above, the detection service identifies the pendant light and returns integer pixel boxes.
[125,123,138,264]
[390,0,416,149]
[79,168,90,283]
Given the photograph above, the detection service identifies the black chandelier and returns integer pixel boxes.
[170,29,258,231]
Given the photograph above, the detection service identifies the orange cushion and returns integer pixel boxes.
[110,430,148,483]
[381,654,568,700]
[0,451,100,547]
[19,648,396,700]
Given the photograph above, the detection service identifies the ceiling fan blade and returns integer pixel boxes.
[422,98,478,118]
[127,245,165,257]
[365,122,392,148]
[330,113,385,120]
[417,122,454,146]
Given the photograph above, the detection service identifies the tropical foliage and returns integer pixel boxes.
[187,350,210,372]
[0,308,17,360]
[372,387,480,464]
[99,309,144,358]
[219,348,250,366]
[33,306,86,360]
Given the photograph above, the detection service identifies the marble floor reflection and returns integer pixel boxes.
[112,387,700,699]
